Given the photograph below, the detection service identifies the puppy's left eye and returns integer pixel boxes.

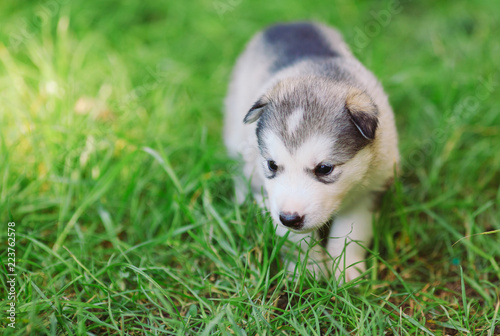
[314,163,334,176]
[267,160,278,172]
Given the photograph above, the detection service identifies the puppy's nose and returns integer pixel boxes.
[279,212,304,229]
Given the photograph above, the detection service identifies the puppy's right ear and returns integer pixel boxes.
[345,88,379,140]
[243,97,268,124]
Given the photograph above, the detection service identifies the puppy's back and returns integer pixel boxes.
[261,22,351,73]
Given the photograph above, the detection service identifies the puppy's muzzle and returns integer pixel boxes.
[279,212,304,230]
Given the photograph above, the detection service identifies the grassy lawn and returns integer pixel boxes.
[1,0,499,334]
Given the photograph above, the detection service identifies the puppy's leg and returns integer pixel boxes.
[275,226,328,279]
[234,152,266,205]
[234,174,249,204]
[326,195,374,282]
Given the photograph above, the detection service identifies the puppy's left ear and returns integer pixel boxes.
[345,88,379,140]
[243,97,269,124]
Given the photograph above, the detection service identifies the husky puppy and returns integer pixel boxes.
[224,22,399,281]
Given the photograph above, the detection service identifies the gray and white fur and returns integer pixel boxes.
[224,22,399,281]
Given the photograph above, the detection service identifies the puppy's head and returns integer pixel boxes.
[244,77,378,233]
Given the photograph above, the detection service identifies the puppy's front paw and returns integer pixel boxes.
[284,257,329,280]
[332,258,366,283]
[306,259,330,280]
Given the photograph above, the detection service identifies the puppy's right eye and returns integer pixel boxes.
[314,163,334,176]
[267,160,278,172]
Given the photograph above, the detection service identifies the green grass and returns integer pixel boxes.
[1,0,499,334]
